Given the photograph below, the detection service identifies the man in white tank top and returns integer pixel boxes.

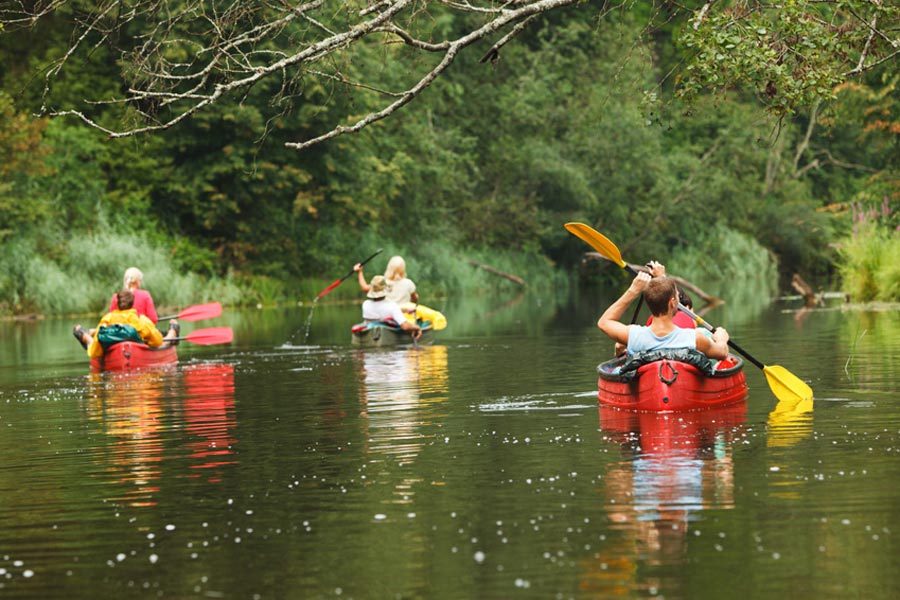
[597,262,729,359]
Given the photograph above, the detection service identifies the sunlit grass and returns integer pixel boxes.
[839,225,900,302]
[291,240,567,304]
[0,232,566,316]
[0,232,243,316]
[667,224,779,314]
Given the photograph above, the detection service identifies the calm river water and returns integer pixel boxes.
[0,289,897,599]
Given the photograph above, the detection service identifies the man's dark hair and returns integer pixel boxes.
[678,287,693,310]
[116,289,135,310]
[644,278,677,316]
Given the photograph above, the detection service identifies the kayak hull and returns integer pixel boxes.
[351,322,434,347]
[89,342,178,372]
[597,354,747,412]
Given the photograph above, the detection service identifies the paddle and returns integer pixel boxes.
[563,222,814,403]
[172,327,234,345]
[673,303,813,403]
[158,302,222,322]
[315,248,384,301]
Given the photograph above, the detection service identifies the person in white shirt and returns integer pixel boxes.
[362,276,421,337]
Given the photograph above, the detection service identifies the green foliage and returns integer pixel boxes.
[838,225,900,302]
[0,229,244,316]
[37,121,110,231]
[0,5,896,315]
[402,241,567,298]
[678,1,896,115]
[0,93,50,240]
[232,274,289,306]
[668,224,779,299]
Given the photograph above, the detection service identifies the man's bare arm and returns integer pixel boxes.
[696,327,730,360]
[597,273,650,345]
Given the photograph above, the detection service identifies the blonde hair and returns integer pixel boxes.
[384,256,406,281]
[123,267,144,289]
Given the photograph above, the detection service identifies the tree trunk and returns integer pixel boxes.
[467,260,526,286]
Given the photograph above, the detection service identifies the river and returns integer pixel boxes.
[0,289,897,598]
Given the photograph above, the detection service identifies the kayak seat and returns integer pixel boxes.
[97,324,144,349]
[598,348,717,383]
[352,319,433,334]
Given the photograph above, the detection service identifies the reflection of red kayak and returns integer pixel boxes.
[599,403,747,453]
[90,342,177,372]
[183,364,236,480]
[597,354,748,412]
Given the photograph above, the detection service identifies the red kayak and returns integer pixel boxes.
[90,342,178,372]
[597,352,748,412]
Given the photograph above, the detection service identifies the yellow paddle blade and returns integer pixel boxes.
[564,222,626,269]
[763,365,814,403]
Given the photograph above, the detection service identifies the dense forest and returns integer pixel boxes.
[0,1,896,316]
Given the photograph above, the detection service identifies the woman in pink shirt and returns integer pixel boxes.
[109,267,158,323]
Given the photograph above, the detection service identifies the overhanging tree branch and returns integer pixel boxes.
[3,0,897,151]
[4,0,580,149]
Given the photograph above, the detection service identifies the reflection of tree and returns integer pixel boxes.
[842,310,899,390]
[581,406,745,595]
[357,347,448,468]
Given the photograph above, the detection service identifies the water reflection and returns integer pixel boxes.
[84,370,169,508]
[587,406,746,594]
[767,396,814,448]
[182,363,237,482]
[83,363,237,507]
[357,346,449,468]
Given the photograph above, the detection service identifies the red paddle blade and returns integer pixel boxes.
[183,327,233,345]
[178,302,223,322]
[315,277,343,300]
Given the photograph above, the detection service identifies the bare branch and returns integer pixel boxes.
[692,0,715,31]
[792,100,819,176]
[285,42,461,149]
[7,0,581,150]
[480,14,538,64]
[287,0,579,149]
[850,14,879,75]
[374,24,452,51]
[845,48,900,77]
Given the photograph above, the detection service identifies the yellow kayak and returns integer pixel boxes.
[401,303,447,330]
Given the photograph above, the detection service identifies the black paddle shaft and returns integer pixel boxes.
[676,301,766,370]
[341,248,383,282]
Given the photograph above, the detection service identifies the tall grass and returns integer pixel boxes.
[290,238,567,304]
[839,225,900,302]
[667,224,779,312]
[0,231,243,316]
[0,230,566,316]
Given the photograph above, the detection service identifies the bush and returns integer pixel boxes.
[668,225,779,292]
[0,230,245,316]
[839,225,900,302]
